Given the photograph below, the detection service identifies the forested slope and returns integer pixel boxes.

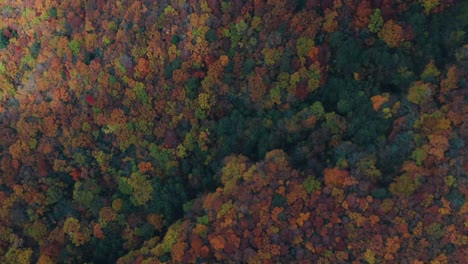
[0,0,466,263]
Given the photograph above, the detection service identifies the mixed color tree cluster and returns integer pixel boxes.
[0,0,466,263]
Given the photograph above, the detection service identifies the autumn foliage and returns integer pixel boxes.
[0,0,466,263]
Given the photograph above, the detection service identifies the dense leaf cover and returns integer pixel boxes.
[0,0,466,263]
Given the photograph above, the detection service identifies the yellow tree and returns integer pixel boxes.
[128,173,154,206]
[407,81,433,105]
[378,20,404,48]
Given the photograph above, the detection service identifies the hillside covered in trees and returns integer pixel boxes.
[0,0,467,263]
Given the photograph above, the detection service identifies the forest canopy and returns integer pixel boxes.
[0,0,466,263]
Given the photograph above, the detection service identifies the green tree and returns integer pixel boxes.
[368,9,383,33]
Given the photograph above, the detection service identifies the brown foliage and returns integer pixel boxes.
[135,57,150,77]
[324,167,349,188]
[147,214,164,231]
[378,20,404,48]
[209,235,225,251]
[355,0,372,29]
[93,223,105,239]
